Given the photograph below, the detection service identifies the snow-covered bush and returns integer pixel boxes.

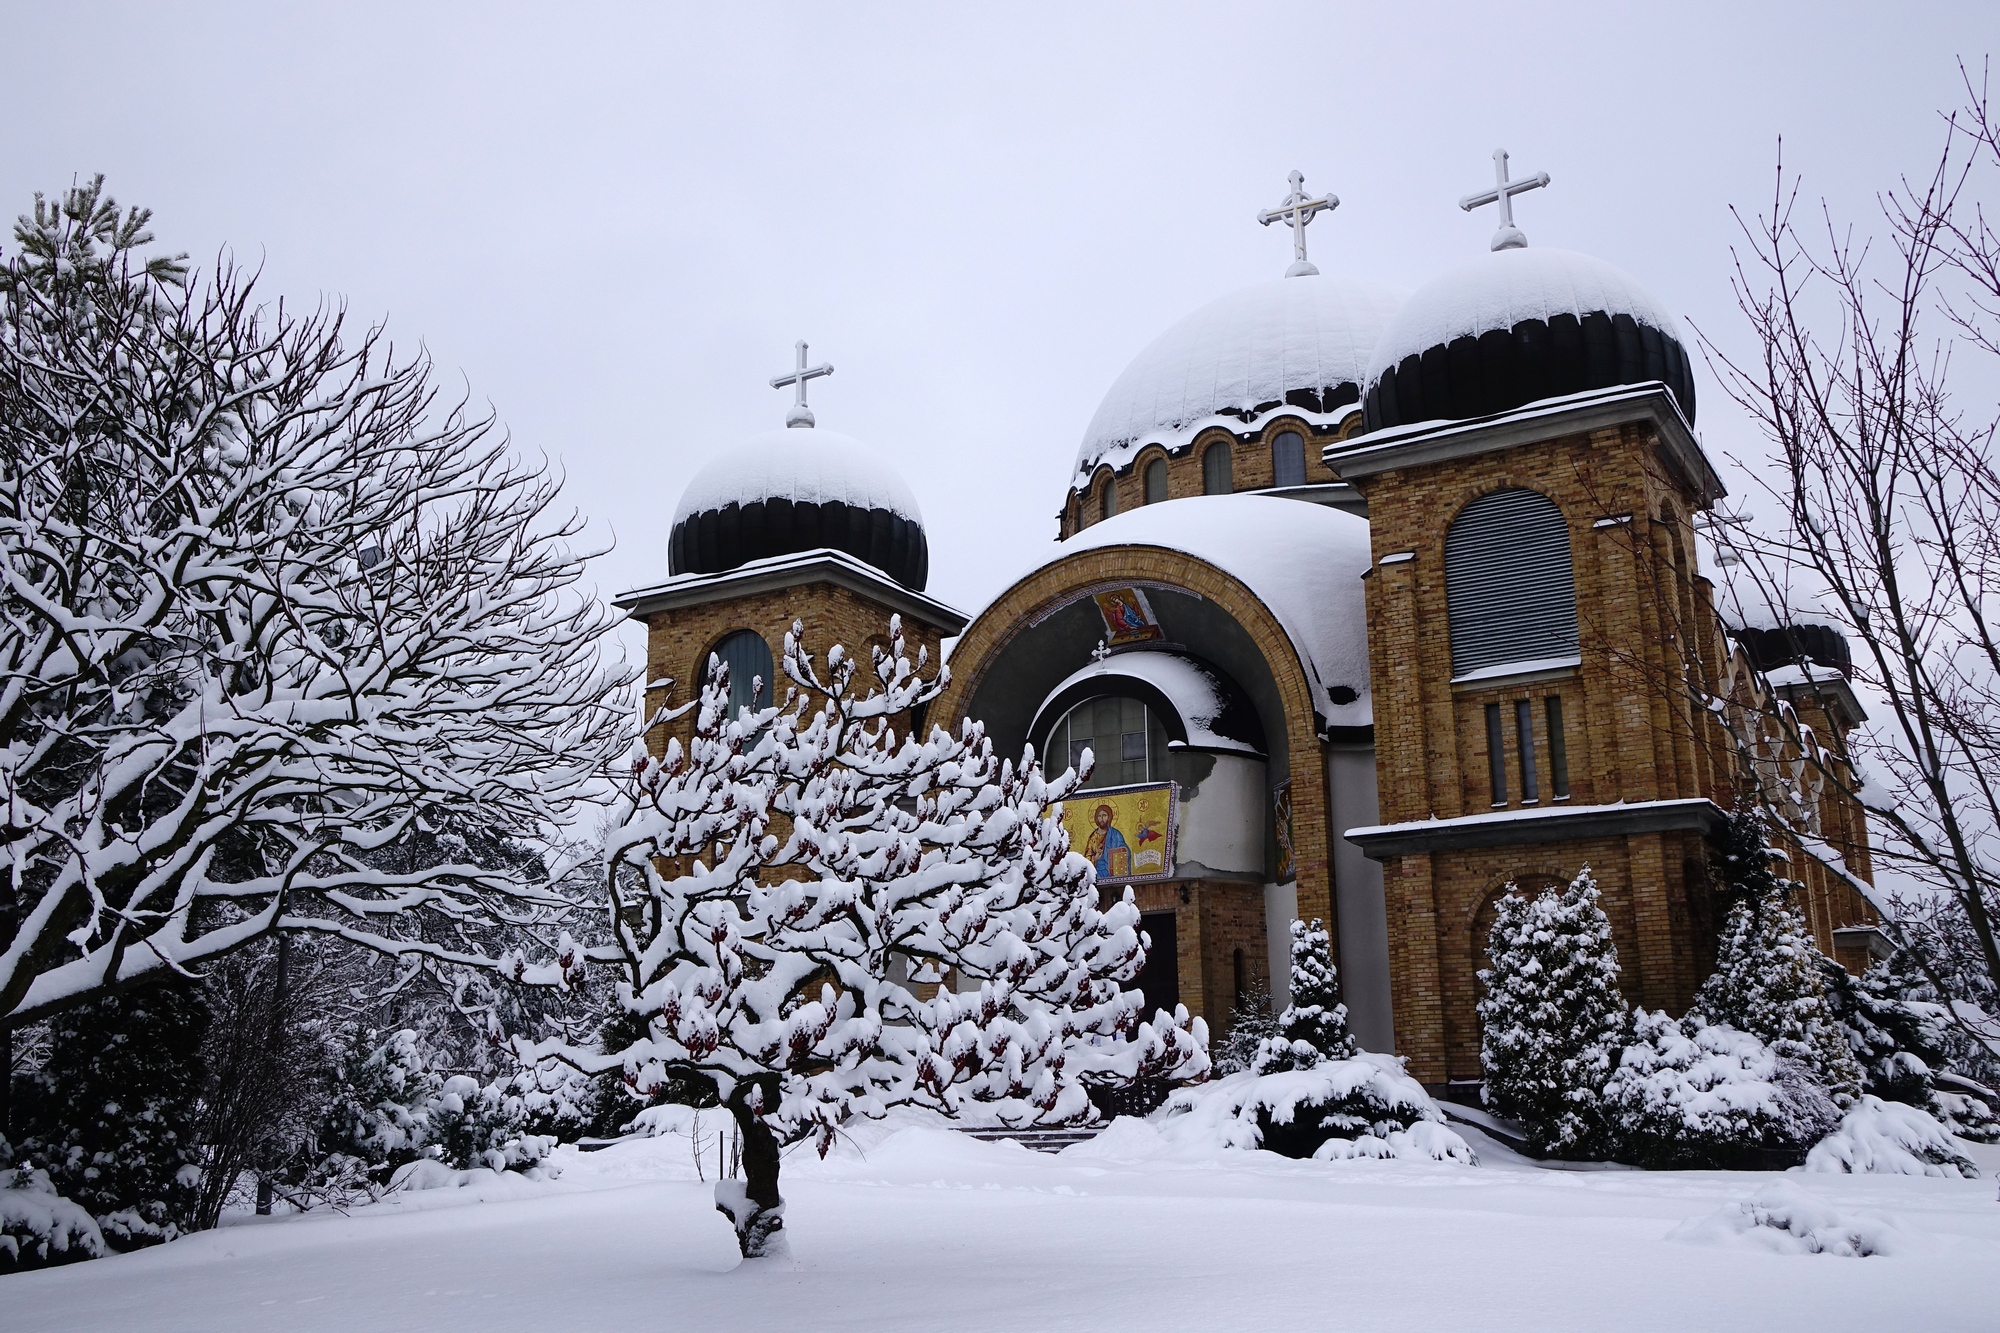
[0,177,629,1032]
[1668,1181,1916,1257]
[0,1160,104,1273]
[1152,915,1468,1162]
[1477,867,1628,1157]
[1601,1010,1841,1169]
[1159,1058,1476,1164]
[520,620,1207,1257]
[1690,806,1861,1102]
[1253,919,1356,1073]
[1804,1094,1979,1178]
[1819,949,2000,1141]
[318,1028,555,1185]
[11,984,209,1248]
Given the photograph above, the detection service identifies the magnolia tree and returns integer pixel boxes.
[0,179,630,1034]
[522,619,1208,1258]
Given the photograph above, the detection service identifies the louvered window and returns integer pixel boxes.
[701,630,774,721]
[1203,441,1232,494]
[1272,430,1306,487]
[1445,488,1578,678]
[1144,458,1168,504]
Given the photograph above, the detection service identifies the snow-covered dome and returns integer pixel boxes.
[1075,274,1405,484]
[1361,247,1695,431]
[669,426,930,590]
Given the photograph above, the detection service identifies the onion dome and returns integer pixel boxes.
[1075,273,1405,484]
[668,426,929,590]
[1361,247,1695,431]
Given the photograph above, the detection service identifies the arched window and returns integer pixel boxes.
[1444,488,1578,678]
[1202,440,1232,495]
[1100,473,1119,522]
[1044,695,1169,791]
[701,629,774,721]
[1271,430,1306,487]
[1143,457,1168,504]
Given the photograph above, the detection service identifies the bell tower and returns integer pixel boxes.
[1325,156,1732,1089]
[617,343,966,755]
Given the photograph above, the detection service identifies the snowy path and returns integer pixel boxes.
[6,1121,1997,1332]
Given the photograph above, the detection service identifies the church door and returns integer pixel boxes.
[1136,911,1180,1017]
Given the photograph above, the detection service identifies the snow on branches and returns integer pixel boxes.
[0,179,632,1026]
[523,618,1207,1256]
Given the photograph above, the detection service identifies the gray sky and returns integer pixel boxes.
[4,3,1990,666]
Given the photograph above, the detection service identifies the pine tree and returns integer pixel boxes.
[1692,804,1862,1102]
[15,984,209,1248]
[1477,867,1628,1157]
[1212,982,1277,1076]
[1254,919,1356,1073]
[1819,949,2000,1141]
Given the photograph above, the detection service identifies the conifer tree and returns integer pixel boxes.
[1477,867,1628,1157]
[1692,804,1862,1102]
[1253,919,1356,1073]
[14,984,209,1247]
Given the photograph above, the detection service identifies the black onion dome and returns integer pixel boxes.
[668,426,929,590]
[1361,247,1696,432]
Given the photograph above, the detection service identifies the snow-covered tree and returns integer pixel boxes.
[1211,982,1276,1076]
[12,984,209,1247]
[0,178,630,1030]
[1602,1010,1844,1169]
[1253,918,1356,1072]
[1691,807,1862,1102]
[1477,867,1628,1157]
[522,619,1207,1258]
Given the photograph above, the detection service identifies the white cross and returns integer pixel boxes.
[770,340,834,428]
[1257,170,1338,277]
[1459,148,1550,251]
[1090,638,1111,663]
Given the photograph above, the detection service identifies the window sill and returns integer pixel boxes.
[1450,656,1582,693]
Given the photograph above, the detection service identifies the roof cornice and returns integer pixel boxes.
[615,548,969,635]
[1322,382,1725,507]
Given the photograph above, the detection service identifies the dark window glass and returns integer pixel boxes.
[1486,703,1507,805]
[702,630,774,722]
[1272,430,1306,487]
[1546,696,1570,799]
[1203,441,1232,495]
[1047,695,1167,791]
[1516,699,1539,802]
[1101,476,1118,521]
[1144,458,1168,504]
[1444,488,1579,678]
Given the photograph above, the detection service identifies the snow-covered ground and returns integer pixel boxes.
[7,1116,1997,1332]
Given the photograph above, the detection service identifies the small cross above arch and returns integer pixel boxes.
[1258,170,1338,277]
[1459,149,1550,251]
[770,340,834,428]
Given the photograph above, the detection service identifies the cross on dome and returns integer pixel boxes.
[1257,170,1338,278]
[770,340,834,428]
[1459,148,1551,252]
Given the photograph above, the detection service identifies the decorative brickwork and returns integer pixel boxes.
[1341,413,1878,1084]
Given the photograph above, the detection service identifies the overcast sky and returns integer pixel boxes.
[3,4,1991,666]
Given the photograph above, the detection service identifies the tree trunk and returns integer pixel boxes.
[714,1075,786,1259]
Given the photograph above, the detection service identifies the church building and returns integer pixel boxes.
[619,156,1887,1096]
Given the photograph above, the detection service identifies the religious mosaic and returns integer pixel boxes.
[1059,781,1176,884]
[1092,587,1163,647]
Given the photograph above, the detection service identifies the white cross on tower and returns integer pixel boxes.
[1459,148,1551,252]
[770,339,834,428]
[1257,170,1338,277]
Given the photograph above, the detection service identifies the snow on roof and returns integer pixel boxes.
[672,426,922,526]
[1045,494,1375,727]
[1364,247,1681,385]
[1076,274,1405,483]
[1034,651,1263,755]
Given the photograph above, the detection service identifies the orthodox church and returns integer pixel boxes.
[619,155,1887,1095]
